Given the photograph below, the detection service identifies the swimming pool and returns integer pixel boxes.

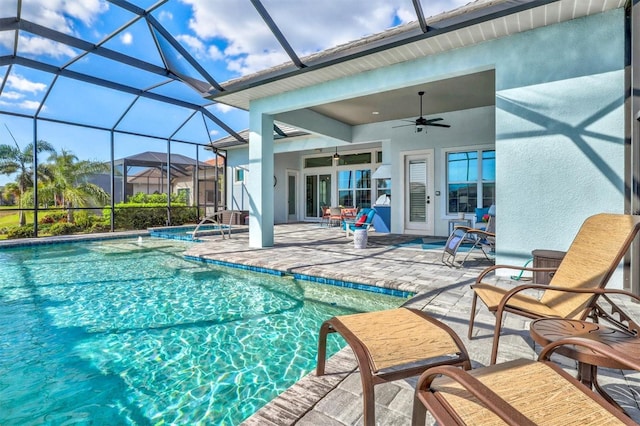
[0,238,404,425]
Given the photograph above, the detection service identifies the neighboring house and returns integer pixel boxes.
[208,0,640,289]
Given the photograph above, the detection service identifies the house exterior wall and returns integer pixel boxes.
[241,9,626,284]
[493,10,625,267]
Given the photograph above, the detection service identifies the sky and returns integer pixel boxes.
[0,0,469,186]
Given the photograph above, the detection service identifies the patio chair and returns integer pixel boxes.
[442,204,495,267]
[468,213,640,364]
[320,206,331,226]
[343,208,377,237]
[329,206,343,227]
[317,307,471,426]
[340,207,358,221]
[412,337,640,426]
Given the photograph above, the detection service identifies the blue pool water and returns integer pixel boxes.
[0,238,404,425]
[148,224,228,241]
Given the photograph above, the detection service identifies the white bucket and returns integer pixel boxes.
[354,229,368,249]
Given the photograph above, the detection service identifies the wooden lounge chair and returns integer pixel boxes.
[468,213,640,364]
[412,337,640,425]
[317,307,471,426]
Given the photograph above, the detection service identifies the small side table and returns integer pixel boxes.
[532,249,566,284]
[530,318,640,412]
[448,218,472,234]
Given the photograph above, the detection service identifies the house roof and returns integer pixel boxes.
[115,151,204,166]
[116,151,215,179]
[209,0,626,115]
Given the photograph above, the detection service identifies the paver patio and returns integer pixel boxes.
[186,223,640,425]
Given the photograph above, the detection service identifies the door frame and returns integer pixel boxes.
[401,149,435,235]
[286,169,299,223]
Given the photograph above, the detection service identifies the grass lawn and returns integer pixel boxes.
[0,208,66,228]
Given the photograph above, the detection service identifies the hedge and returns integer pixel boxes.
[103,203,199,230]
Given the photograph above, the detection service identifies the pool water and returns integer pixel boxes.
[148,224,228,241]
[0,238,404,425]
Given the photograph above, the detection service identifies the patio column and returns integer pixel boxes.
[248,111,274,248]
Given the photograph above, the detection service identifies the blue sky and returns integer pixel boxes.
[0,0,468,186]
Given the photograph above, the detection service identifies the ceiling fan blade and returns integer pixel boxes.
[424,118,443,123]
[427,123,451,128]
[392,123,415,128]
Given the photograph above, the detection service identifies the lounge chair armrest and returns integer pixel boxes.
[539,337,640,371]
[416,365,537,426]
[453,226,494,237]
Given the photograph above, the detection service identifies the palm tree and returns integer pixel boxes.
[39,149,110,222]
[0,137,55,226]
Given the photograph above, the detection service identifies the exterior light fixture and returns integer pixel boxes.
[333,147,340,163]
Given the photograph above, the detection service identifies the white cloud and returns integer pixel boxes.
[226,51,290,76]
[7,74,47,94]
[209,129,219,136]
[214,103,233,114]
[176,34,205,58]
[121,32,133,45]
[207,45,223,61]
[17,100,43,111]
[158,10,174,21]
[0,91,25,100]
[178,0,469,77]
[0,98,42,111]
[18,34,77,58]
[10,0,109,35]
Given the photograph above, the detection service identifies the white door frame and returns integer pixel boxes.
[401,149,435,235]
[286,169,299,222]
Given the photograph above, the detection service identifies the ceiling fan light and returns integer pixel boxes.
[415,124,425,133]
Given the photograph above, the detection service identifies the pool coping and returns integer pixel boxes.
[0,230,148,248]
[184,254,414,299]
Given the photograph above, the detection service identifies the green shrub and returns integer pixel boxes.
[74,210,96,230]
[102,203,198,230]
[39,212,67,224]
[7,224,35,239]
[90,222,110,233]
[48,222,77,236]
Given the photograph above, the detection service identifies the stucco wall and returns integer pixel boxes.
[493,10,626,266]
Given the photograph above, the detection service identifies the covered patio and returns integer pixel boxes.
[185,223,640,425]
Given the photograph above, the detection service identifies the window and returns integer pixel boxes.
[376,178,391,198]
[446,149,495,215]
[304,156,333,168]
[235,168,245,182]
[336,152,371,166]
[338,169,371,208]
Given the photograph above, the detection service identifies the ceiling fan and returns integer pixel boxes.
[394,91,451,133]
